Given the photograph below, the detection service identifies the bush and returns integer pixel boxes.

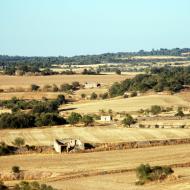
[67,112,82,125]
[115,69,121,75]
[82,115,94,126]
[52,84,59,92]
[136,164,174,185]
[99,92,109,99]
[56,94,66,105]
[0,113,35,129]
[0,181,7,190]
[150,105,162,115]
[12,166,20,173]
[30,84,40,91]
[60,83,73,92]
[72,81,80,90]
[35,113,67,127]
[13,181,57,190]
[12,137,25,147]
[175,110,185,117]
[122,114,136,127]
[81,93,86,99]
[130,91,137,97]
[0,142,11,156]
[90,92,98,100]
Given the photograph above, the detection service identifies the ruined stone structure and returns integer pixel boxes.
[54,138,84,153]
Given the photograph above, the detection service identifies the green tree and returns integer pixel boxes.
[122,114,136,127]
[67,112,82,125]
[56,94,66,105]
[82,115,94,126]
[90,92,98,100]
[35,113,66,127]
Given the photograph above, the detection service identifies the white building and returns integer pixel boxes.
[100,115,112,122]
[84,82,101,89]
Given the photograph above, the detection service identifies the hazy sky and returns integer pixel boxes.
[1,0,190,56]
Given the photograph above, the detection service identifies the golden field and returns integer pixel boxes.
[1,127,190,145]
[1,144,190,190]
[0,74,128,89]
[61,94,190,114]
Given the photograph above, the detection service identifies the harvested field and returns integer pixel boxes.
[47,168,190,190]
[0,74,127,89]
[61,94,190,114]
[1,127,190,145]
[0,92,63,100]
[2,144,190,190]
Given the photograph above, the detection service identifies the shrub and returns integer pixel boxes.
[130,91,137,97]
[136,164,174,185]
[90,92,98,100]
[0,142,11,156]
[0,181,7,190]
[150,105,162,115]
[122,114,136,127]
[12,137,25,147]
[12,166,20,173]
[52,84,59,92]
[175,110,185,117]
[99,92,109,99]
[82,115,94,126]
[30,84,40,91]
[56,94,66,105]
[13,181,57,190]
[72,81,80,90]
[60,83,73,92]
[67,112,82,125]
[81,93,86,99]
[115,69,121,75]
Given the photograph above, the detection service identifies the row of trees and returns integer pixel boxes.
[1,48,189,67]
[0,95,67,129]
[0,95,66,113]
[0,180,57,190]
[67,112,94,126]
[109,66,190,97]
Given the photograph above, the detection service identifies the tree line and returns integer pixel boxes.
[109,66,190,97]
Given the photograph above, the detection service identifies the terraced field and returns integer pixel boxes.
[61,94,190,114]
[2,144,190,190]
[1,127,190,145]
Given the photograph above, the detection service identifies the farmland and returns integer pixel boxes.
[1,54,190,190]
[1,144,190,190]
[0,74,128,89]
[61,94,190,114]
[2,127,190,145]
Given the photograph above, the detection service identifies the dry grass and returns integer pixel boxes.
[1,127,190,146]
[0,74,127,89]
[2,144,190,190]
[47,168,190,190]
[61,94,190,114]
[0,92,63,100]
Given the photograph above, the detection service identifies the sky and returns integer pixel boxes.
[1,0,190,56]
